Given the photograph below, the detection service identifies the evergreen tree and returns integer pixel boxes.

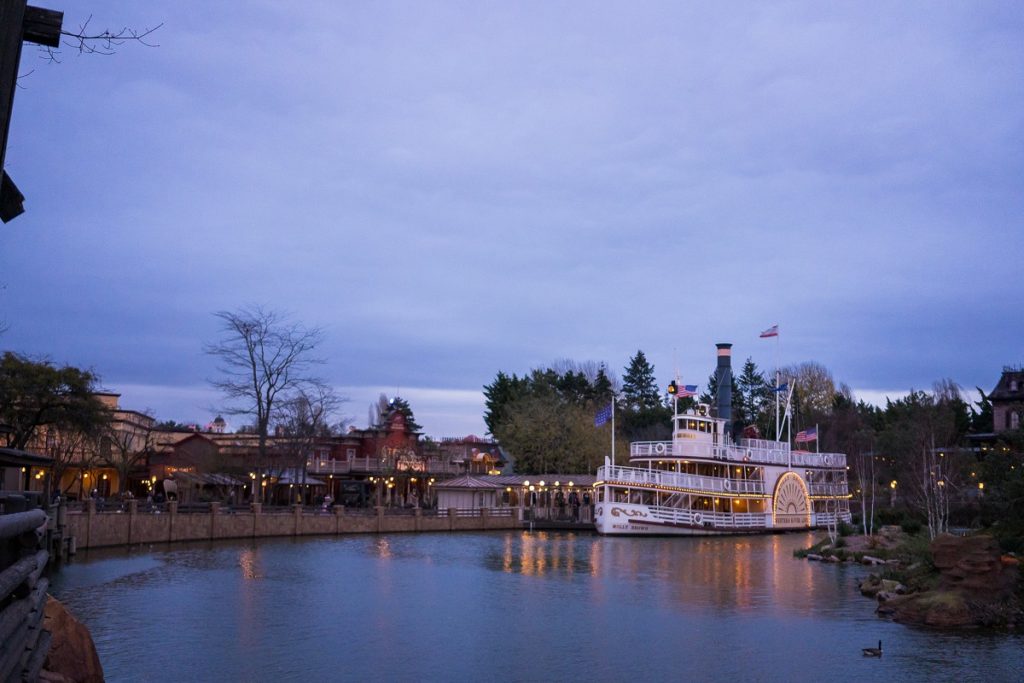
[971,386,994,433]
[621,350,671,439]
[621,351,660,412]
[736,357,771,433]
[388,396,422,432]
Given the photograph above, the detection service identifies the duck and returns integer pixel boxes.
[862,640,883,657]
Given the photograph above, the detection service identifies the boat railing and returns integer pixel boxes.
[812,510,852,526]
[597,465,765,495]
[630,441,847,469]
[645,505,771,530]
[808,483,849,496]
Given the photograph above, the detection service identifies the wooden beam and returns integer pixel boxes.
[0,0,27,177]
[23,6,62,48]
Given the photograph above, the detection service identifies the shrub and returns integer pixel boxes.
[900,519,922,535]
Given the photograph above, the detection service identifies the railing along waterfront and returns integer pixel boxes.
[598,465,766,495]
[306,457,464,475]
[61,499,524,550]
[630,440,846,468]
[0,496,51,682]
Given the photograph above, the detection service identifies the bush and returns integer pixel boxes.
[835,536,847,548]
[838,521,856,537]
[900,519,922,535]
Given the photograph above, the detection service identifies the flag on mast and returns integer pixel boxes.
[760,324,779,338]
[594,403,613,427]
[795,426,818,443]
[678,384,698,397]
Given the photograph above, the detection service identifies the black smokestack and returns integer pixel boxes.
[715,343,732,433]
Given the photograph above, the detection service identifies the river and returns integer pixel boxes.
[49,531,1021,682]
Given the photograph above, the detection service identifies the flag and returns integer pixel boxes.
[679,384,698,397]
[594,403,613,427]
[760,324,779,338]
[795,427,817,443]
[771,382,789,393]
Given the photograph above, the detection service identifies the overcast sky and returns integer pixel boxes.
[2,1,1021,437]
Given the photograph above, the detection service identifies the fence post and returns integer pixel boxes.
[334,505,344,535]
[127,499,138,545]
[209,502,219,540]
[168,500,178,543]
[251,502,261,538]
[85,499,95,549]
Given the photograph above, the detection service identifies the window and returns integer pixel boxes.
[1013,412,1021,430]
[1012,380,1019,392]
[346,448,356,459]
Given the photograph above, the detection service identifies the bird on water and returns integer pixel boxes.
[862,640,883,657]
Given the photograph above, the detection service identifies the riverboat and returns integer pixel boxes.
[594,344,852,536]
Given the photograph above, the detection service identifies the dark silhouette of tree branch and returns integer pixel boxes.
[38,15,162,64]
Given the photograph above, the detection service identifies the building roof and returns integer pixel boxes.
[0,448,53,468]
[990,368,1024,402]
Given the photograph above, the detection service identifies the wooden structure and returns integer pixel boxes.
[0,491,51,680]
[0,1,63,222]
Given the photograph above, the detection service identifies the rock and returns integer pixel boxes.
[932,534,1017,594]
[859,574,883,597]
[894,583,908,595]
[806,553,824,561]
[879,579,901,593]
[876,591,897,603]
[826,555,841,563]
[879,535,1022,629]
[861,555,885,566]
[42,596,105,683]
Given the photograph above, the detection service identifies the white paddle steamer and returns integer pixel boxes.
[594,344,852,536]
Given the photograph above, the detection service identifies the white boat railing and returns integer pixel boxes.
[630,441,847,469]
[812,511,853,526]
[597,465,766,495]
[808,483,849,496]
[644,505,771,530]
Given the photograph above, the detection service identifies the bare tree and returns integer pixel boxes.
[276,383,343,503]
[98,411,155,496]
[205,306,324,501]
[38,15,162,63]
[45,428,97,499]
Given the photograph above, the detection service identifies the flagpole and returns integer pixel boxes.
[611,394,616,465]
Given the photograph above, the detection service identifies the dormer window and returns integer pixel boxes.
[1012,380,1019,392]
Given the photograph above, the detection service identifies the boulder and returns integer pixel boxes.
[806,553,824,562]
[861,555,885,566]
[931,534,1017,594]
[880,535,1021,629]
[42,596,104,683]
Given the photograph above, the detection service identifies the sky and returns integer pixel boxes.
[2,1,1022,437]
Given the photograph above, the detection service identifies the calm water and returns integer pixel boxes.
[50,531,1021,682]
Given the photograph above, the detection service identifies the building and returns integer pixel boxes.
[990,366,1024,433]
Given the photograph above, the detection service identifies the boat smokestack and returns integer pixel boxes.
[715,343,733,432]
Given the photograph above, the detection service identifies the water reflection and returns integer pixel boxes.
[50,532,1023,683]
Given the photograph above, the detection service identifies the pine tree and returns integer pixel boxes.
[621,351,660,412]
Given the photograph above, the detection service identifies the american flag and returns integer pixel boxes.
[795,427,817,443]
[679,384,698,397]
[594,403,613,427]
[760,324,779,338]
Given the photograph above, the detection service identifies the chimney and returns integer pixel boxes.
[715,343,733,432]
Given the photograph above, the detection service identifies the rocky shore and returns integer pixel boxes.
[800,528,1021,629]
